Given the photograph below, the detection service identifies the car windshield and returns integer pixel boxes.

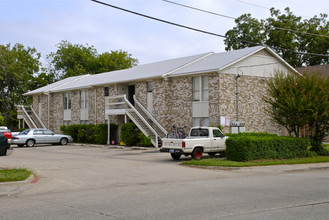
[20,129,30,135]
[190,128,209,137]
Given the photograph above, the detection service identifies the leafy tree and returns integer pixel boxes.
[224,8,329,67]
[0,43,41,128]
[47,40,138,79]
[264,72,329,155]
[0,113,5,126]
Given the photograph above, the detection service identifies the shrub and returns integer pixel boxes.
[94,123,118,144]
[121,123,139,146]
[138,133,152,147]
[225,132,278,137]
[226,136,309,161]
[60,123,118,144]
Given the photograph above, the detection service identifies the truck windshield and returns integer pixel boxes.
[190,129,209,137]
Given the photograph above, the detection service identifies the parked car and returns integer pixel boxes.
[12,128,73,147]
[161,127,228,160]
[0,128,12,156]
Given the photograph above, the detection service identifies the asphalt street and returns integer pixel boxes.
[0,144,328,220]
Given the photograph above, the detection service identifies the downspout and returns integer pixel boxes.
[47,92,50,129]
[95,88,97,125]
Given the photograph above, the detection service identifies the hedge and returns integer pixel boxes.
[226,136,310,161]
[226,132,278,137]
[60,123,118,144]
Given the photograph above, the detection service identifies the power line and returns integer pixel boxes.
[90,0,329,58]
[163,0,329,38]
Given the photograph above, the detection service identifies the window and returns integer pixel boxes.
[104,87,109,97]
[33,130,44,135]
[213,129,224,138]
[64,92,71,110]
[80,120,89,124]
[80,90,89,109]
[43,130,53,135]
[63,120,71,126]
[147,82,153,93]
[193,76,208,101]
[190,128,209,137]
[193,117,210,127]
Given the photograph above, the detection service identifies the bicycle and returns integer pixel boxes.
[167,125,187,139]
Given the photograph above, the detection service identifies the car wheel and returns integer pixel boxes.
[60,138,68,145]
[192,148,203,160]
[170,153,181,160]
[17,144,24,147]
[26,139,35,147]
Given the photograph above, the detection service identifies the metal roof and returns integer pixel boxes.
[24,46,297,95]
[168,46,264,76]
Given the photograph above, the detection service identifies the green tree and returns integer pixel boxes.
[224,7,329,67]
[264,72,329,155]
[47,40,138,79]
[0,113,5,126]
[0,43,41,128]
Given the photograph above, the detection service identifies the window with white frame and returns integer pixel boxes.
[63,92,71,110]
[80,90,89,109]
[193,117,210,127]
[193,76,208,101]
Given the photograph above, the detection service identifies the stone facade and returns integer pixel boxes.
[30,72,284,136]
[49,93,64,133]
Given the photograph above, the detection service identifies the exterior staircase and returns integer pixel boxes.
[17,105,46,129]
[105,95,167,148]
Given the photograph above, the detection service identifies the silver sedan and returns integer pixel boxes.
[12,128,73,147]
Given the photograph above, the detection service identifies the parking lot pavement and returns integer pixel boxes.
[1,144,329,197]
[1,144,329,220]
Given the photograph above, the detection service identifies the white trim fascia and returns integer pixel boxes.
[161,52,214,78]
[44,74,91,94]
[167,69,219,78]
[263,47,301,76]
[217,46,266,72]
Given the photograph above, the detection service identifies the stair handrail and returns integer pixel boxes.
[20,105,37,128]
[133,95,167,137]
[123,95,159,147]
[30,105,46,128]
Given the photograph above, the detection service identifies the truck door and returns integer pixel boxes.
[211,129,226,150]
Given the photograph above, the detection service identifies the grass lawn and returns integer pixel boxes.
[181,156,329,167]
[0,168,32,182]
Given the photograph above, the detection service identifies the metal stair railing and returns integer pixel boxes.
[18,105,37,128]
[123,95,160,148]
[133,95,167,138]
[30,106,46,128]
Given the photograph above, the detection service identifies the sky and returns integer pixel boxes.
[1,0,328,65]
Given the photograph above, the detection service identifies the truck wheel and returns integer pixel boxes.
[192,148,203,160]
[171,153,181,160]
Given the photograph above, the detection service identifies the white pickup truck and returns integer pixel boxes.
[160,127,228,160]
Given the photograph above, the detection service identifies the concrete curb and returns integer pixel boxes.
[0,174,35,186]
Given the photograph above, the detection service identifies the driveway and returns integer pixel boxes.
[0,144,328,220]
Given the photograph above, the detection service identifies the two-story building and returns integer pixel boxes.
[20,46,299,146]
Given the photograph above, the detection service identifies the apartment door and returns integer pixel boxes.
[128,85,135,106]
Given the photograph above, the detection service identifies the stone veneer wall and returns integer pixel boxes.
[219,73,283,135]
[49,93,64,133]
[135,81,147,107]
[70,90,80,125]
[96,86,106,124]
[208,72,221,127]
